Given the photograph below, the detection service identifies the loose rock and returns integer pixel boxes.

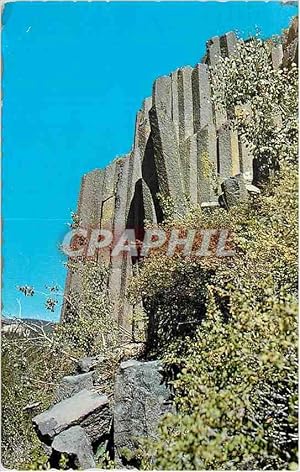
[76,355,106,373]
[33,388,111,444]
[221,174,248,208]
[114,360,172,465]
[51,426,96,469]
[55,372,94,402]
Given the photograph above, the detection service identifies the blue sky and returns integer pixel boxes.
[2,1,298,321]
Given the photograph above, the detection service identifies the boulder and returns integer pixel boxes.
[33,389,111,444]
[76,355,106,373]
[245,183,261,195]
[51,426,95,469]
[55,372,94,402]
[114,360,172,465]
[221,174,248,209]
[120,343,145,360]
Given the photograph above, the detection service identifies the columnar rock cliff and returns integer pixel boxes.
[62,24,296,333]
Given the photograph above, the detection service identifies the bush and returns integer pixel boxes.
[58,259,118,356]
[211,31,298,179]
[1,333,74,468]
[136,163,298,470]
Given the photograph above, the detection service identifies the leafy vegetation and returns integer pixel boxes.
[135,163,297,470]
[211,34,298,179]
[2,332,73,468]
[59,260,118,356]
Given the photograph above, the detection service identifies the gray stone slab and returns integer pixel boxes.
[79,169,105,228]
[177,67,194,143]
[196,125,218,204]
[125,152,137,223]
[180,135,196,203]
[130,98,156,225]
[33,389,111,443]
[239,137,254,184]
[102,160,118,200]
[207,36,222,67]
[207,36,227,128]
[179,138,190,197]
[112,155,131,234]
[96,161,119,264]
[271,43,283,70]
[118,251,134,334]
[171,71,180,141]
[77,355,106,374]
[150,108,185,215]
[62,166,111,318]
[134,101,150,154]
[100,160,118,232]
[152,75,172,115]
[108,156,132,332]
[142,180,157,223]
[224,32,238,57]
[189,135,198,204]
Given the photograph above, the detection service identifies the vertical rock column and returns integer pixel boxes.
[108,155,133,336]
[108,97,159,339]
[127,98,153,227]
[137,98,158,224]
[271,43,283,70]
[207,36,227,129]
[185,124,218,205]
[207,32,244,189]
[171,67,194,193]
[98,160,119,265]
[192,63,214,132]
[218,123,240,186]
[149,76,186,216]
[61,170,105,321]
[79,170,105,229]
[183,62,217,205]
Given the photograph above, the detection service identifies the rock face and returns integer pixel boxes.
[114,360,172,466]
[62,30,247,330]
[62,19,299,332]
[31,18,298,470]
[33,359,172,469]
[76,355,106,374]
[282,16,298,68]
[33,383,113,468]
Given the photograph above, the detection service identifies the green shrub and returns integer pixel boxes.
[136,163,297,470]
[211,30,298,179]
[57,259,118,356]
[1,334,73,468]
